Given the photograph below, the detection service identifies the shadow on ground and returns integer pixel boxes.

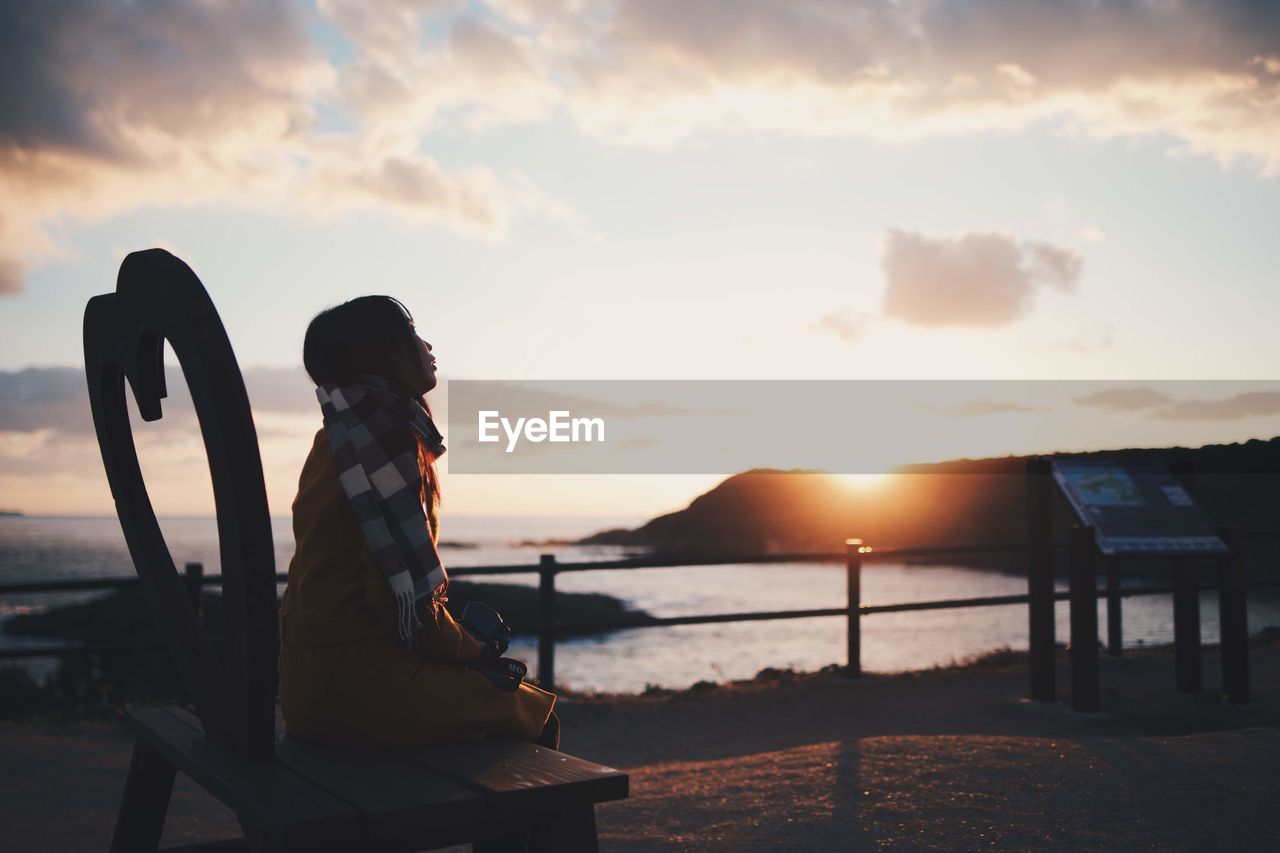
[565,641,1280,851]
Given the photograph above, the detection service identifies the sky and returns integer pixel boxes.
[2,0,1280,518]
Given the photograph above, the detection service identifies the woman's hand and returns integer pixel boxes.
[412,602,486,662]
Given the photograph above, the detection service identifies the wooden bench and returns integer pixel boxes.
[85,249,628,851]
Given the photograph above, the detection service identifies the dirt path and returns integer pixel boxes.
[3,643,1279,851]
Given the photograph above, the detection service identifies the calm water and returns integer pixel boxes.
[3,515,1279,694]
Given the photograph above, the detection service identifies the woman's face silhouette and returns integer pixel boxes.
[415,332,438,393]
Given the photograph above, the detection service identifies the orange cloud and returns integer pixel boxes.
[564,0,1280,161]
[311,1,1280,169]
[881,230,1082,328]
[5,0,1279,295]
[0,0,566,294]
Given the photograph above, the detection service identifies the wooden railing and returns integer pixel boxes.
[2,541,1276,691]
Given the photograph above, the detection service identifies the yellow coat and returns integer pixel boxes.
[277,428,555,748]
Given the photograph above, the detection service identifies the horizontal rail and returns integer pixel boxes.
[7,580,1276,661]
[0,542,1059,596]
[0,566,535,594]
[535,580,1280,635]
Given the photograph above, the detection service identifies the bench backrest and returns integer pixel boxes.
[83,249,278,762]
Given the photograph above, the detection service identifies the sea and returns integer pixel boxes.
[2,515,1279,694]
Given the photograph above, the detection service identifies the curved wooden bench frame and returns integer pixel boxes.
[85,248,278,763]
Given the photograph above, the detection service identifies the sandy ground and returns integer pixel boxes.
[3,642,1279,852]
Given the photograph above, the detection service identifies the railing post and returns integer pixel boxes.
[1026,458,1056,702]
[183,562,204,620]
[1217,527,1250,704]
[846,539,863,678]
[538,554,556,692]
[1172,556,1201,693]
[1069,525,1100,713]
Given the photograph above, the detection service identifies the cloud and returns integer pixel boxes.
[0,0,566,294]
[1022,242,1081,291]
[810,308,870,343]
[561,0,1280,163]
[939,400,1046,417]
[323,157,504,231]
[316,0,459,65]
[0,0,325,158]
[880,230,1082,328]
[0,366,316,436]
[1075,387,1175,411]
[0,363,326,514]
[1074,386,1280,421]
[0,368,96,434]
[0,256,23,295]
[1157,391,1280,421]
[324,3,560,134]
[5,0,1280,294]
[445,380,711,421]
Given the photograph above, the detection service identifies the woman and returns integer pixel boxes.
[277,295,557,749]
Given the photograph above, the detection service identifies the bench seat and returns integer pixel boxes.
[126,706,628,852]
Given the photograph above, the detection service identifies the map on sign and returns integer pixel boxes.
[1066,468,1144,507]
[1050,459,1227,555]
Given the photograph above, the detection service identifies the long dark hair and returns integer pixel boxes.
[303,295,441,507]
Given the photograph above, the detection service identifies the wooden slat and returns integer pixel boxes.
[161,841,249,852]
[275,736,487,844]
[126,707,361,852]
[406,738,629,819]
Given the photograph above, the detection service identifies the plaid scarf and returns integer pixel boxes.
[315,373,447,647]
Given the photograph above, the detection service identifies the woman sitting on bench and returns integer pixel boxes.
[277,295,559,749]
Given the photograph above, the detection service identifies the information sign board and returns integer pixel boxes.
[1050,459,1227,555]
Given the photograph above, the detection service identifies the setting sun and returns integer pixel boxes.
[836,473,892,491]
